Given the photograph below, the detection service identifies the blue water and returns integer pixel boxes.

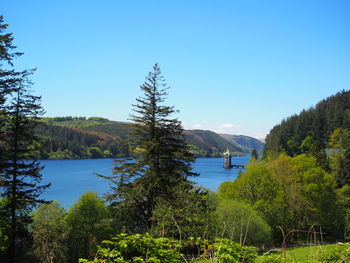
[40,156,250,208]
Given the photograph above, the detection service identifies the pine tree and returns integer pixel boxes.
[1,15,23,162]
[0,81,50,262]
[102,64,198,232]
[0,16,50,262]
[0,15,26,260]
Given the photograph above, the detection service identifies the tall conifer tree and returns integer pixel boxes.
[0,15,23,159]
[0,15,50,262]
[103,64,198,232]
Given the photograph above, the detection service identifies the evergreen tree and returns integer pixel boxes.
[0,81,50,262]
[0,15,33,261]
[0,15,24,133]
[333,129,350,186]
[102,64,198,233]
[0,16,50,261]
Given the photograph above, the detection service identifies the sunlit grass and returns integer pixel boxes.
[255,243,345,262]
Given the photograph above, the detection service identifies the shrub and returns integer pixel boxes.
[215,199,272,246]
[79,234,258,263]
[213,238,257,263]
[79,233,183,263]
[316,243,350,262]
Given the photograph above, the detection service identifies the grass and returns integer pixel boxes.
[255,243,348,262]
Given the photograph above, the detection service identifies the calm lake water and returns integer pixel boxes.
[40,156,250,208]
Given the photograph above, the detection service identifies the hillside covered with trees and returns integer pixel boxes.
[264,90,350,157]
[34,117,263,159]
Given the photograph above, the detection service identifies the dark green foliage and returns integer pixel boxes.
[250,148,258,160]
[44,117,131,139]
[330,128,350,186]
[0,16,49,262]
[36,122,129,159]
[102,64,201,234]
[0,79,50,262]
[336,148,350,186]
[264,90,350,158]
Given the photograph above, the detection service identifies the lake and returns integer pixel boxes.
[40,156,250,208]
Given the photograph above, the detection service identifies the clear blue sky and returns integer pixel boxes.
[2,0,350,138]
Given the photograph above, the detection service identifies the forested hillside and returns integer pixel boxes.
[215,89,350,259]
[264,90,350,157]
[35,117,262,159]
[220,134,264,154]
[36,123,129,159]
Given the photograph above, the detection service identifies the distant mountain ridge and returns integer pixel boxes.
[36,117,264,159]
[183,129,242,156]
[219,134,265,154]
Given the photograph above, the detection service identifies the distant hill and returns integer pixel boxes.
[219,134,265,154]
[37,117,263,159]
[263,90,350,157]
[183,130,243,157]
[45,116,131,139]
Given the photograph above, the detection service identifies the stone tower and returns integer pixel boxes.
[223,148,232,169]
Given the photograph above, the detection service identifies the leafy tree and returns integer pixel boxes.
[301,167,341,236]
[150,185,210,240]
[65,191,111,262]
[102,64,199,233]
[31,201,67,263]
[300,136,313,154]
[336,185,350,240]
[215,199,272,246]
[219,163,287,236]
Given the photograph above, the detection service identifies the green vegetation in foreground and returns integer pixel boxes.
[256,243,350,262]
[79,233,257,263]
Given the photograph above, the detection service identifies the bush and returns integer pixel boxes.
[316,243,350,262]
[79,233,183,263]
[79,234,257,263]
[213,238,257,263]
[215,199,272,246]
